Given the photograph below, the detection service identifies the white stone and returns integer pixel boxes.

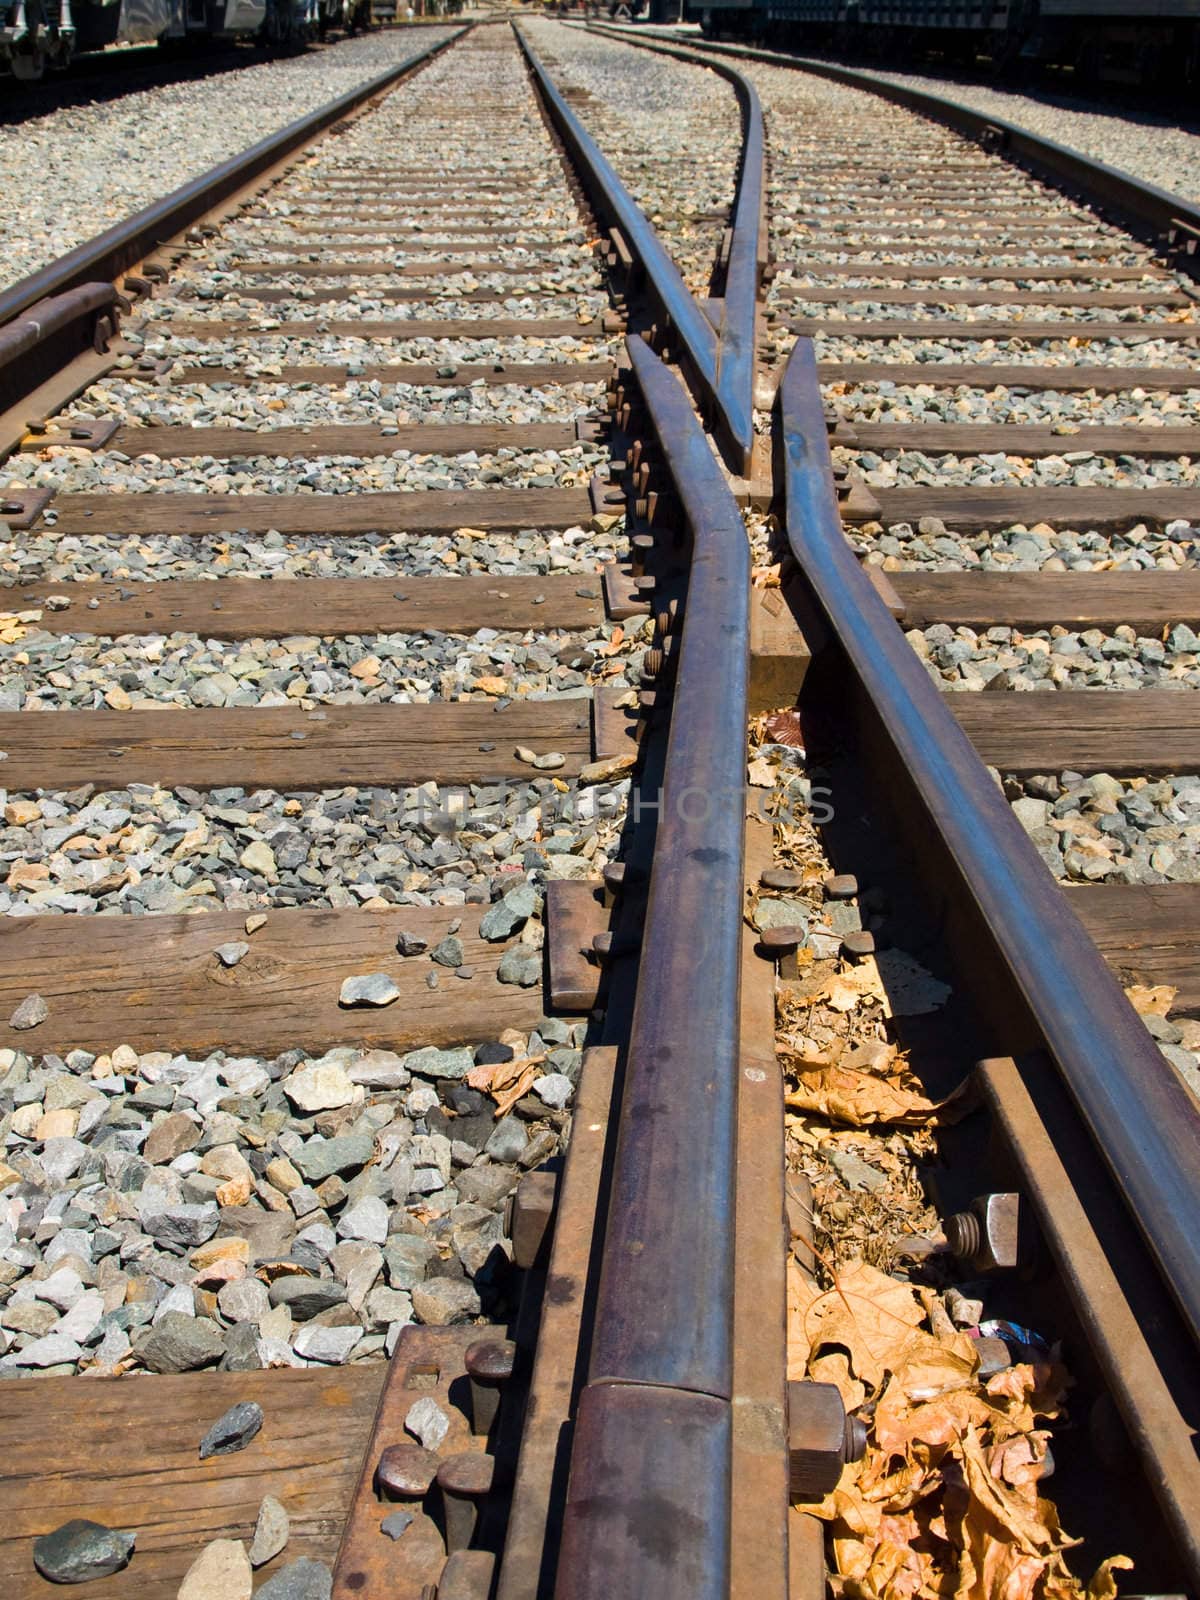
[405,1395,449,1451]
[55,1288,105,1343]
[177,1538,252,1600]
[1,1332,82,1368]
[283,1062,355,1113]
[33,1267,87,1311]
[154,1284,197,1322]
[248,1496,289,1568]
[533,1073,573,1110]
[339,972,401,1008]
[291,1323,361,1364]
[336,1195,389,1245]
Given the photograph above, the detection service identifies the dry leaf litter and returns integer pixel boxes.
[750,707,1131,1600]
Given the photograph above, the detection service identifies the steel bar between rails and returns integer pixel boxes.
[553,335,748,1595]
[0,26,468,330]
[780,336,1200,1350]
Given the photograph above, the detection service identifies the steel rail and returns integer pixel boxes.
[603,24,1200,256]
[583,21,767,470]
[0,24,468,331]
[0,283,124,367]
[780,335,1200,1350]
[715,60,765,466]
[553,333,749,1599]
[515,23,766,472]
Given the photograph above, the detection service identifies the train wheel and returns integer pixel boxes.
[10,42,47,79]
[10,2,49,77]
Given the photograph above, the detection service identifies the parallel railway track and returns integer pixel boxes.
[1,14,1199,1600]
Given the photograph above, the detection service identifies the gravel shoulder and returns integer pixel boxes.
[0,27,626,1390]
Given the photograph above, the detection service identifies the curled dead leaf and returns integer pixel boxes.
[786,1065,943,1127]
[466,1052,547,1117]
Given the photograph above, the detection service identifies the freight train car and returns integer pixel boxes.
[0,0,370,81]
[690,0,1200,88]
[0,0,271,77]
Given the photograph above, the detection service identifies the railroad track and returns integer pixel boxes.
[2,13,1200,1600]
[571,15,1200,1592]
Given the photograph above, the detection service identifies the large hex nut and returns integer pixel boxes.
[787,1381,867,1502]
[944,1192,1023,1273]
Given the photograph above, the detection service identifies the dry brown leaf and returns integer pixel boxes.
[819,960,890,1013]
[797,1259,927,1387]
[763,709,806,748]
[466,1051,547,1096]
[1124,983,1176,1018]
[788,1232,1126,1600]
[873,1381,996,1459]
[815,1478,884,1536]
[836,1513,933,1600]
[785,1065,943,1127]
[1083,1557,1135,1600]
[811,1348,868,1414]
[491,1062,539,1119]
[890,1334,981,1407]
[953,1423,1075,1563]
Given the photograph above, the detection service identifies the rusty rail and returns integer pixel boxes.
[0,24,468,331]
[515,23,764,472]
[715,62,765,465]
[552,334,749,1598]
[779,336,1200,1376]
[0,283,127,415]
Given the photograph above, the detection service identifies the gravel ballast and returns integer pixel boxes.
[629,22,1200,207]
[0,1024,584,1377]
[0,28,459,293]
[523,18,743,296]
[814,62,1200,210]
[0,26,635,1386]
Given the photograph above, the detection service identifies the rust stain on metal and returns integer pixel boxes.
[330,1325,493,1600]
[545,879,608,1013]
